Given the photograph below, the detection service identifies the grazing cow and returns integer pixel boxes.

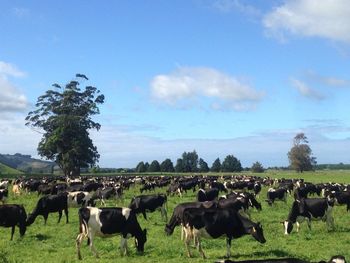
[26,193,69,225]
[215,255,347,263]
[67,191,96,207]
[197,188,219,202]
[283,198,335,234]
[0,189,8,204]
[0,204,27,240]
[76,206,147,259]
[266,188,288,205]
[327,191,350,212]
[129,194,167,221]
[210,181,228,193]
[181,207,266,258]
[165,201,217,239]
[0,180,9,189]
[93,187,121,206]
[253,182,262,197]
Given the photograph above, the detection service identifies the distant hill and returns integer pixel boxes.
[0,162,22,175]
[0,153,55,174]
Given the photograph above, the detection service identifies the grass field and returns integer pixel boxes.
[0,170,350,263]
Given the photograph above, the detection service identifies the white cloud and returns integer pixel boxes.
[0,61,26,78]
[263,0,350,44]
[291,78,325,100]
[0,61,29,113]
[151,66,264,111]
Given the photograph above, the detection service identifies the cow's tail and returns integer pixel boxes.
[78,207,90,243]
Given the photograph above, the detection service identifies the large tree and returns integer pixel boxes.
[221,155,242,172]
[25,74,104,176]
[198,158,209,172]
[148,160,161,172]
[288,133,316,172]
[160,158,175,172]
[181,150,199,172]
[211,158,221,172]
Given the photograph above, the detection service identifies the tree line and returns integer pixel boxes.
[134,150,262,173]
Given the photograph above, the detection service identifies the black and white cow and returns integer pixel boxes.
[0,204,27,240]
[165,201,217,240]
[129,193,167,221]
[181,207,266,258]
[0,189,8,204]
[327,191,350,212]
[283,198,335,234]
[26,193,69,225]
[76,206,147,259]
[197,188,219,202]
[266,188,288,205]
[67,191,96,207]
[92,186,122,206]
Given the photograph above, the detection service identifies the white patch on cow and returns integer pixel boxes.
[268,188,275,192]
[283,221,289,235]
[199,188,205,193]
[88,207,104,237]
[122,207,131,220]
[192,227,212,239]
[331,258,345,263]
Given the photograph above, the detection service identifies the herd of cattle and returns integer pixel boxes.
[0,174,349,263]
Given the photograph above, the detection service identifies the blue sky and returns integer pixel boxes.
[1,0,350,168]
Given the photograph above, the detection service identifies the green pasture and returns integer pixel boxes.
[0,171,350,263]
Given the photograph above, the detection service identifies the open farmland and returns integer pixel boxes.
[0,171,350,263]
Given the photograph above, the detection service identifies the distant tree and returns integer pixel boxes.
[221,155,242,172]
[288,133,316,172]
[144,162,150,172]
[25,74,104,176]
[182,150,199,172]
[148,160,160,172]
[175,158,184,173]
[160,158,175,172]
[211,158,221,172]
[136,161,147,173]
[198,158,209,172]
[251,161,264,173]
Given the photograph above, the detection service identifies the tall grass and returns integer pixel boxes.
[0,171,349,262]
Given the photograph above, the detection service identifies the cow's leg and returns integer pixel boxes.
[43,213,49,224]
[296,222,300,232]
[57,210,62,223]
[161,206,167,222]
[142,211,147,220]
[184,228,192,258]
[225,238,232,258]
[76,233,85,260]
[88,232,99,258]
[65,207,69,223]
[306,218,311,231]
[180,225,185,241]
[10,226,15,241]
[197,236,206,259]
[120,237,128,256]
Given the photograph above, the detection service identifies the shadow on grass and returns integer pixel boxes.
[34,233,50,241]
[219,249,298,259]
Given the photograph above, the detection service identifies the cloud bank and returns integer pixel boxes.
[151,66,264,111]
[263,0,350,44]
[0,61,29,113]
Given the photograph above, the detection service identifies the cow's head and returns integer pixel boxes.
[250,222,266,244]
[135,229,147,253]
[282,220,293,234]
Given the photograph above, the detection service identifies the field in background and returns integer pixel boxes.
[0,170,350,262]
